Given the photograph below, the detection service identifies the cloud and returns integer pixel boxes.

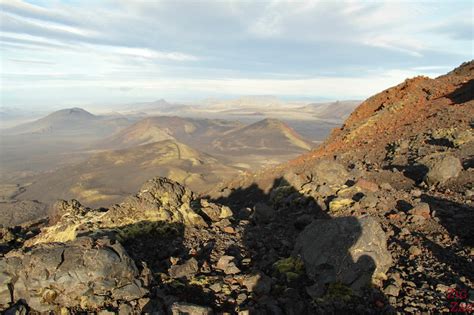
[0,68,441,101]
[8,58,55,65]
[102,46,199,62]
[0,0,472,108]
[430,20,473,41]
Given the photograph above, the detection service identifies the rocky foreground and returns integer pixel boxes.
[1,62,473,314]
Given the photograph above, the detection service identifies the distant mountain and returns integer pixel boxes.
[212,118,313,154]
[203,96,286,109]
[101,116,243,150]
[102,118,175,149]
[3,107,130,136]
[126,99,192,114]
[46,107,96,120]
[0,108,133,179]
[300,100,361,122]
[0,107,48,129]
[17,139,239,207]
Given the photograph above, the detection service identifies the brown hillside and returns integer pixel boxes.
[212,61,474,194]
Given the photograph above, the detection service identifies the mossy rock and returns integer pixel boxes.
[328,198,354,212]
[432,127,456,140]
[270,186,295,206]
[116,221,180,242]
[325,282,353,302]
[452,129,474,147]
[189,275,210,287]
[273,256,305,282]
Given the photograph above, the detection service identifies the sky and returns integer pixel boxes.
[0,0,472,110]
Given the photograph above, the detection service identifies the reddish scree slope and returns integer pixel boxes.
[213,61,474,194]
[301,61,473,163]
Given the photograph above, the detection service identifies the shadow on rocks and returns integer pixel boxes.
[446,78,474,104]
[213,177,394,314]
[420,194,474,247]
[418,194,474,287]
[82,220,223,313]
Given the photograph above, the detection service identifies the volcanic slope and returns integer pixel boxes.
[300,100,361,123]
[100,116,244,150]
[214,61,474,194]
[17,139,240,208]
[203,61,474,314]
[211,118,313,155]
[2,107,129,136]
[0,108,132,180]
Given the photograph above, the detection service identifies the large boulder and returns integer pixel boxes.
[26,177,206,246]
[422,154,463,186]
[103,177,206,227]
[294,215,392,296]
[309,159,349,186]
[0,237,147,312]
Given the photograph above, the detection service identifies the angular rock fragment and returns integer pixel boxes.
[171,302,213,315]
[169,258,199,279]
[216,255,241,275]
[309,159,349,186]
[243,272,272,295]
[294,215,392,296]
[198,199,233,222]
[422,154,462,186]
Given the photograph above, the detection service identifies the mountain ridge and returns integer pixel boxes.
[212,117,313,154]
[17,138,240,207]
[3,107,131,136]
[209,60,474,195]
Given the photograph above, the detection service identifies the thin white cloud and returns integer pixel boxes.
[8,58,55,65]
[363,37,424,58]
[105,46,199,62]
[2,11,94,36]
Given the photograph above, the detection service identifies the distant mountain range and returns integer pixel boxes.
[0,99,350,210]
[2,110,314,208]
[3,107,130,137]
[117,96,361,126]
[101,116,243,150]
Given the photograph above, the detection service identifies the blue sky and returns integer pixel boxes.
[0,0,472,109]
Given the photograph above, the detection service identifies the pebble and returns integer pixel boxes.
[411,189,423,197]
[380,182,393,191]
[210,283,222,293]
[223,226,236,234]
[216,255,241,275]
[409,246,422,257]
[409,202,431,218]
[236,293,247,304]
[400,228,411,236]
[384,284,400,297]
[118,304,133,315]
